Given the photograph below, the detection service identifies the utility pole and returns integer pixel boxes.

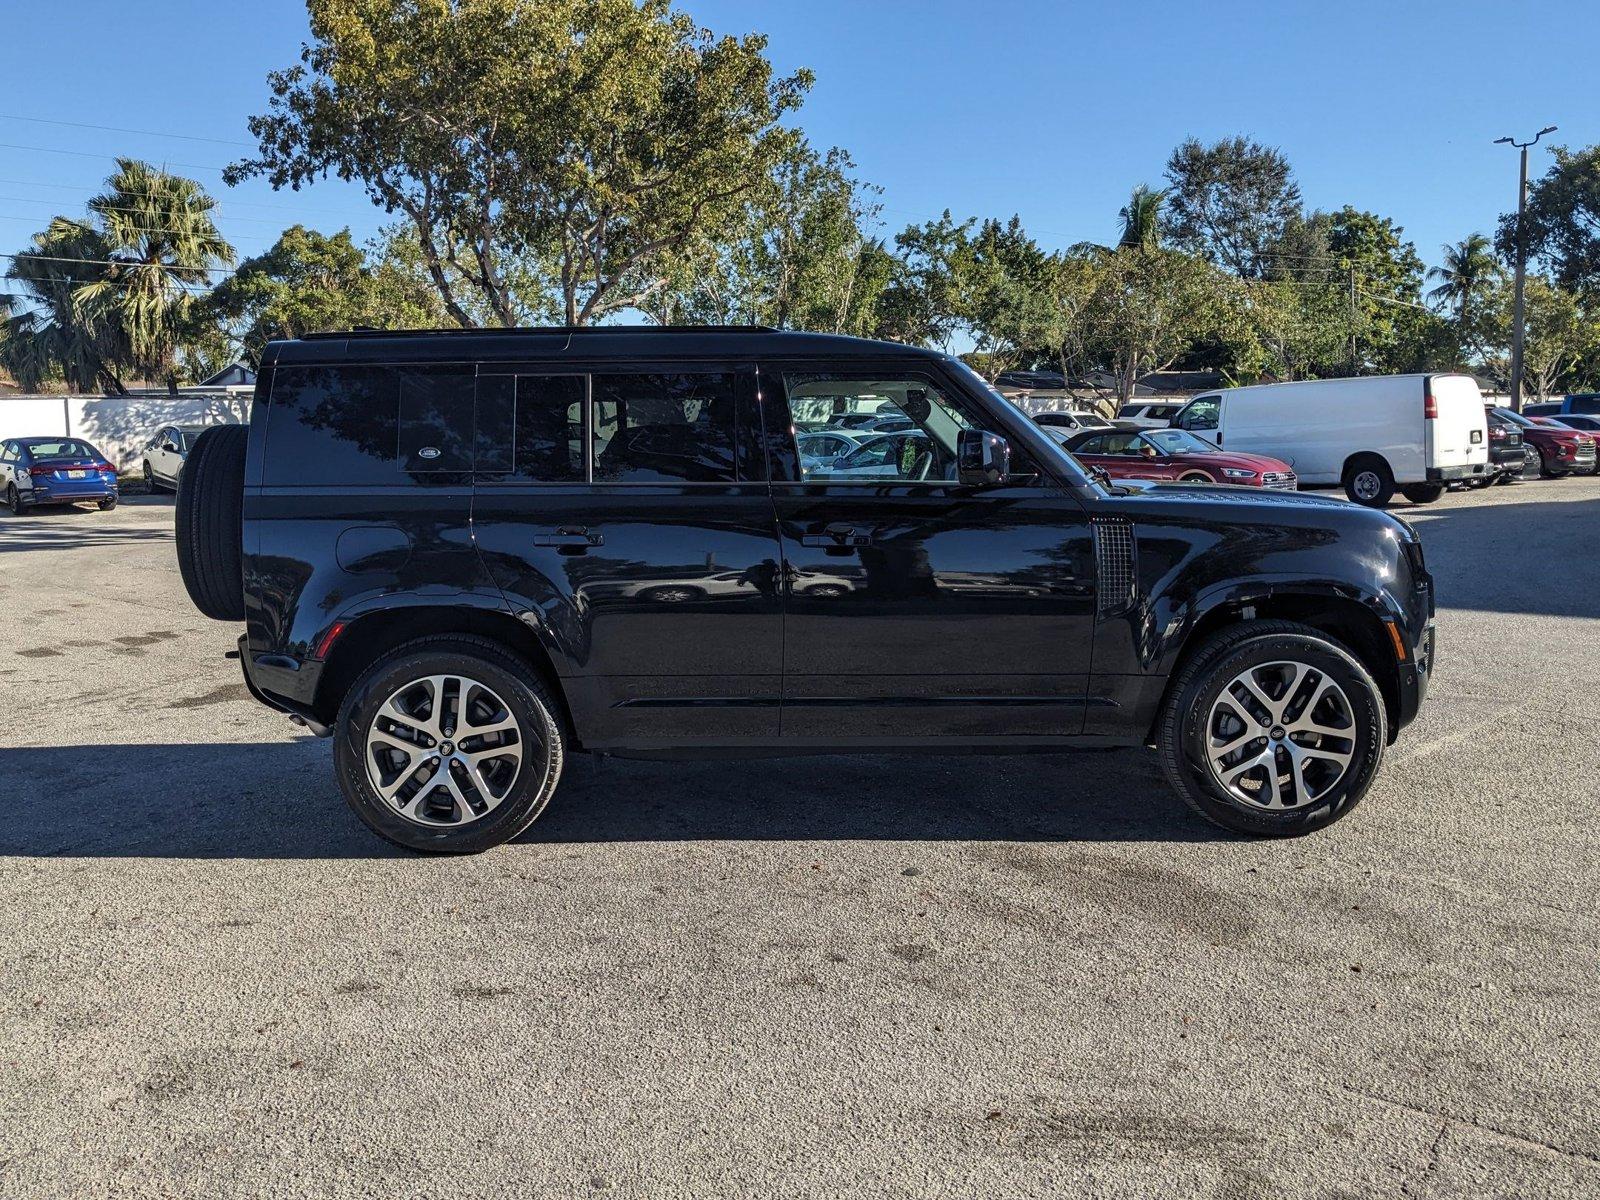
[1349,266,1358,373]
[1496,125,1557,412]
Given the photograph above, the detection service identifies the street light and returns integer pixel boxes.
[1496,125,1558,411]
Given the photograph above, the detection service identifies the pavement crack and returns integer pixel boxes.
[1340,1084,1600,1169]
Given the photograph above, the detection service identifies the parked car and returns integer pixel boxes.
[1170,374,1490,507]
[173,326,1435,852]
[1521,393,1600,418]
[141,423,212,492]
[1530,417,1600,474]
[795,429,867,473]
[0,436,119,515]
[810,431,938,479]
[995,369,1069,391]
[1057,427,1297,489]
[1115,401,1187,428]
[1493,408,1596,477]
[1033,410,1114,433]
[1482,406,1529,485]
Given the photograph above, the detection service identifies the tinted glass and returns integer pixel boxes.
[265,365,399,485]
[474,374,585,481]
[1177,396,1220,430]
[398,366,475,473]
[26,439,96,459]
[1569,397,1600,415]
[592,373,737,483]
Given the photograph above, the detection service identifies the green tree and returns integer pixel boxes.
[1089,247,1236,401]
[1117,185,1165,250]
[1427,233,1503,357]
[0,217,127,393]
[1326,206,1433,373]
[228,0,812,327]
[1165,136,1302,277]
[1483,277,1600,400]
[1495,145,1600,295]
[71,159,234,394]
[206,224,442,365]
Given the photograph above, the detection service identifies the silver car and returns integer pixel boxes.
[141,424,211,492]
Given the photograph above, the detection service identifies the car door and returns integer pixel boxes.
[149,427,174,481]
[470,363,784,749]
[764,362,1097,743]
[0,441,16,495]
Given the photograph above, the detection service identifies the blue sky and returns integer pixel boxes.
[1,0,1594,280]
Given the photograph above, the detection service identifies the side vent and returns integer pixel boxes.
[1093,518,1138,618]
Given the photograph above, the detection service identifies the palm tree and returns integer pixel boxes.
[1118,185,1166,251]
[1427,233,1501,329]
[1,217,127,393]
[73,158,234,394]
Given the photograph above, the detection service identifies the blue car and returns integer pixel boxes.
[0,436,120,514]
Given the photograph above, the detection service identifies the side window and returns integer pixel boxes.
[398,366,475,473]
[1074,434,1107,454]
[474,374,585,482]
[780,372,971,483]
[264,364,400,486]
[592,372,738,484]
[1176,395,1220,431]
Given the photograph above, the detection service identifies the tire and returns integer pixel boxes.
[175,424,246,621]
[1520,446,1540,480]
[1178,470,1214,483]
[1342,455,1394,507]
[97,495,118,511]
[5,484,24,516]
[1400,483,1443,505]
[1157,620,1386,837]
[143,460,160,493]
[333,635,566,854]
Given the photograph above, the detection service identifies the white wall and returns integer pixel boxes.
[0,393,251,469]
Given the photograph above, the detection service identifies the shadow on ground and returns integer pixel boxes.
[0,740,1222,859]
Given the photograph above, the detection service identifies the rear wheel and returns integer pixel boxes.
[5,484,25,516]
[1342,455,1394,507]
[1400,483,1444,504]
[333,636,566,854]
[1158,620,1386,836]
[97,495,118,511]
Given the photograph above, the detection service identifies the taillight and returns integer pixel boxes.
[1423,381,1437,420]
[97,462,116,473]
[1489,427,1505,441]
[27,465,55,477]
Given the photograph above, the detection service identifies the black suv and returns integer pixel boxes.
[176,327,1435,852]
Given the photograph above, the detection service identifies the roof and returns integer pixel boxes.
[264,326,943,367]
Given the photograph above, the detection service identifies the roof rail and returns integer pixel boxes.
[301,324,779,341]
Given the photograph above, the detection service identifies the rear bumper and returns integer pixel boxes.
[25,484,117,503]
[1425,463,1488,482]
[236,634,331,736]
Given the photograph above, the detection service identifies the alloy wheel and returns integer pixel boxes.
[1204,660,1356,809]
[364,673,528,827]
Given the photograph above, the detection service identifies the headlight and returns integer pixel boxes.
[1221,468,1256,480]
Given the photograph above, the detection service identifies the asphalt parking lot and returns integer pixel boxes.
[1,481,1597,1199]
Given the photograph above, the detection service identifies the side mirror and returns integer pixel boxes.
[957,429,1010,487]
[162,441,178,453]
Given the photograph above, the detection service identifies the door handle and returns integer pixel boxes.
[800,522,872,548]
[531,525,603,549]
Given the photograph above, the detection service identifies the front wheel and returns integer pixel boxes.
[143,461,159,492]
[1400,483,1444,504]
[333,635,566,853]
[1157,620,1386,836]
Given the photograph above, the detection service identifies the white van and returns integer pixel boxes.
[1169,374,1490,507]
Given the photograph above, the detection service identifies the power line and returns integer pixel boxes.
[0,141,231,174]
[0,193,291,227]
[0,177,372,222]
[0,113,254,148]
[0,214,271,244]
[0,250,234,277]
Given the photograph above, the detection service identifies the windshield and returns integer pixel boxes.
[1144,429,1214,455]
[1495,408,1536,429]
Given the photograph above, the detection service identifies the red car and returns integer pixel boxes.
[1056,427,1297,489]
[1495,409,1596,477]
[1531,416,1600,475]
